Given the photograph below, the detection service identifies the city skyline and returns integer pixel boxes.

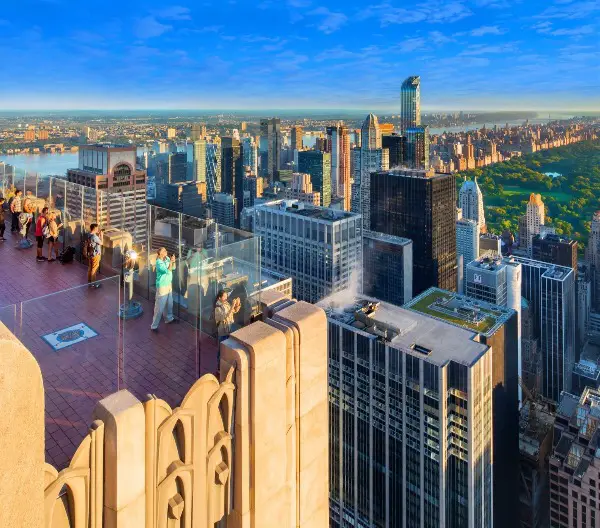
[0,0,598,111]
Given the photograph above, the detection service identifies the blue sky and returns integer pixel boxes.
[0,0,598,111]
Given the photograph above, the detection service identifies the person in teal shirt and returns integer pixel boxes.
[151,247,177,331]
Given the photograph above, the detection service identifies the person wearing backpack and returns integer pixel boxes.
[34,207,49,262]
[85,223,103,287]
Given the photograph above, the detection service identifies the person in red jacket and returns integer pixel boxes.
[35,207,48,262]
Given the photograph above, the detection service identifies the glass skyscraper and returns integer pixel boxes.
[259,117,282,182]
[297,150,332,207]
[400,76,421,133]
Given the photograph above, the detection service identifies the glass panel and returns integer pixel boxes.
[19,276,121,470]
[0,304,18,335]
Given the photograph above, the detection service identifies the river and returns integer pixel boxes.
[0,152,78,177]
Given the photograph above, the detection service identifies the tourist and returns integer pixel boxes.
[10,189,22,232]
[85,223,103,287]
[17,202,33,248]
[0,198,6,241]
[46,212,62,262]
[35,207,48,262]
[214,290,241,374]
[150,247,177,332]
[23,192,34,239]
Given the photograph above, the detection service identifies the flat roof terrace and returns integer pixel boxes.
[0,229,217,470]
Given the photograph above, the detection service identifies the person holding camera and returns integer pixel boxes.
[214,289,241,374]
[151,247,177,331]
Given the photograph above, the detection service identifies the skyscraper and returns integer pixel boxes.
[242,136,258,176]
[405,126,430,170]
[259,118,282,182]
[532,233,578,274]
[382,133,404,167]
[326,124,351,210]
[206,140,222,201]
[459,176,486,231]
[190,123,206,141]
[400,75,421,133]
[586,211,600,310]
[191,140,207,183]
[456,218,480,292]
[283,172,320,205]
[370,168,457,296]
[211,192,236,227]
[513,256,576,402]
[297,150,332,207]
[252,200,361,303]
[290,125,303,150]
[523,193,545,253]
[362,230,413,306]
[352,114,389,229]
[323,292,494,527]
[220,137,244,223]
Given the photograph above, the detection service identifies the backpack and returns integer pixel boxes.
[59,246,75,264]
[82,234,94,259]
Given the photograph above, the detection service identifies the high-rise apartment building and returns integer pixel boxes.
[221,137,244,223]
[291,125,303,150]
[190,123,206,141]
[297,150,332,207]
[405,126,430,170]
[523,193,545,254]
[456,218,480,293]
[400,75,421,132]
[259,117,282,182]
[382,133,404,167]
[322,292,494,527]
[166,127,176,139]
[479,232,502,256]
[283,172,320,205]
[459,176,486,231]
[362,230,413,306]
[550,387,600,528]
[532,234,578,273]
[370,168,457,296]
[586,211,600,310]
[242,136,258,176]
[252,200,361,303]
[513,256,576,402]
[326,124,351,210]
[67,144,147,243]
[406,287,520,528]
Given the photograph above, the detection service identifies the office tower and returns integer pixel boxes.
[370,168,457,296]
[400,75,421,132]
[315,137,327,152]
[459,176,486,231]
[513,256,576,402]
[166,127,176,139]
[479,232,502,256]
[152,152,187,186]
[242,170,263,209]
[242,136,258,176]
[211,193,236,227]
[291,125,303,150]
[406,287,520,528]
[252,200,361,303]
[283,173,320,205]
[405,126,430,170]
[326,124,351,210]
[322,292,494,527]
[518,400,554,528]
[351,114,389,229]
[191,140,207,183]
[456,218,480,293]
[220,137,244,223]
[259,117,282,181]
[521,298,542,394]
[206,141,221,201]
[297,150,332,207]
[67,144,147,242]
[523,193,545,254]
[550,388,600,528]
[362,230,412,306]
[155,181,206,217]
[190,123,206,141]
[532,233,578,272]
[382,133,404,167]
[586,211,600,310]
[577,264,592,348]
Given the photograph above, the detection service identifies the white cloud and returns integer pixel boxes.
[470,25,505,36]
[429,31,453,44]
[153,6,192,20]
[309,7,348,34]
[134,17,172,39]
[358,1,472,26]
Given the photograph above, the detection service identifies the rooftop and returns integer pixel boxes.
[256,199,359,221]
[363,229,412,246]
[403,287,515,336]
[317,291,490,368]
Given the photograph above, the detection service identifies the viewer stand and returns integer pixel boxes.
[119,250,143,320]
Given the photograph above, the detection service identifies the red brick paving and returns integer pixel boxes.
[0,229,218,469]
